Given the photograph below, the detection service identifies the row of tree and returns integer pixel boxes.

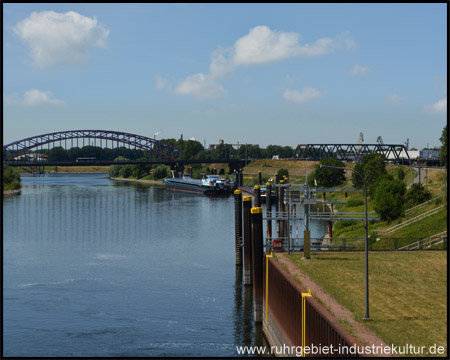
[3,165,21,191]
[306,154,433,221]
[4,142,295,162]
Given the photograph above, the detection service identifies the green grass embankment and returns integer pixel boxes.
[323,167,447,248]
[285,251,447,357]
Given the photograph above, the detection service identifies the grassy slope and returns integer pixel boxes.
[325,167,447,244]
[286,252,447,357]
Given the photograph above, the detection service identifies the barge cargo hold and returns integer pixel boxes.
[164,174,234,195]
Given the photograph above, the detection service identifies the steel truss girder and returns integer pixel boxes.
[293,144,409,162]
[3,130,182,161]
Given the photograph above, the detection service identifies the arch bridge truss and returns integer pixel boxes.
[3,130,182,166]
[293,144,410,163]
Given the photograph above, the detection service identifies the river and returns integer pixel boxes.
[3,173,327,356]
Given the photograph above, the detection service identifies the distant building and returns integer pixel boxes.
[208,139,224,150]
[386,149,440,161]
[13,153,47,161]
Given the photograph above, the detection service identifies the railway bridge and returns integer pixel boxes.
[3,130,246,173]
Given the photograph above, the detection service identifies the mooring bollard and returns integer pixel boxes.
[278,181,285,240]
[258,170,262,185]
[254,184,261,207]
[251,206,264,323]
[266,182,272,245]
[243,196,253,285]
[234,190,243,265]
[275,174,280,239]
[304,230,310,259]
[239,169,244,187]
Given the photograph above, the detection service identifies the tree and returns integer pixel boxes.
[395,167,405,180]
[352,162,365,188]
[364,157,387,189]
[440,124,447,166]
[373,177,406,221]
[277,168,289,180]
[352,153,387,189]
[312,158,346,187]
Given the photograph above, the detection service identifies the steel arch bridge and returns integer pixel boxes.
[3,130,182,166]
[293,144,410,163]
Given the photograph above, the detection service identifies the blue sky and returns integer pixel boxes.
[3,3,447,149]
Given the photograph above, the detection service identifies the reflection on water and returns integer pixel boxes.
[3,173,325,357]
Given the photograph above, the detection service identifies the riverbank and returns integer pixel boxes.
[3,189,21,196]
[110,177,163,185]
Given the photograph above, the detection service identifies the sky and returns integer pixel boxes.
[3,3,447,150]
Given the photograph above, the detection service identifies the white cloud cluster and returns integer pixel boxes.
[173,26,355,99]
[386,94,403,102]
[13,11,109,68]
[174,73,227,100]
[283,87,322,104]
[348,64,370,76]
[6,89,64,106]
[424,98,447,114]
[232,26,337,65]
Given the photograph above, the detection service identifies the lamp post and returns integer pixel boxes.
[320,165,371,320]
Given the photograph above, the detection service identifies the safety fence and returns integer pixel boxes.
[263,256,365,357]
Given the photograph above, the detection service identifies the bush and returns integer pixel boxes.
[346,198,364,208]
[373,177,406,221]
[153,165,169,180]
[334,220,356,231]
[405,183,432,207]
[118,165,133,178]
[3,164,21,191]
[109,165,121,178]
[277,168,289,180]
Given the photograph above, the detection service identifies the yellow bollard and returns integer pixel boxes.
[301,289,312,357]
[265,252,273,323]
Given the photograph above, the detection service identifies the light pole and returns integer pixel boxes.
[320,165,371,320]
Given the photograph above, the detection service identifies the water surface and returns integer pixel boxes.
[3,173,326,356]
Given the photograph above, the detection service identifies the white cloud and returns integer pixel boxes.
[174,73,227,100]
[424,98,447,114]
[209,47,235,78]
[13,11,109,68]
[348,64,370,76]
[232,26,353,65]
[175,26,355,99]
[6,89,65,106]
[283,87,323,104]
[155,75,169,90]
[386,94,404,102]
[23,89,65,106]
